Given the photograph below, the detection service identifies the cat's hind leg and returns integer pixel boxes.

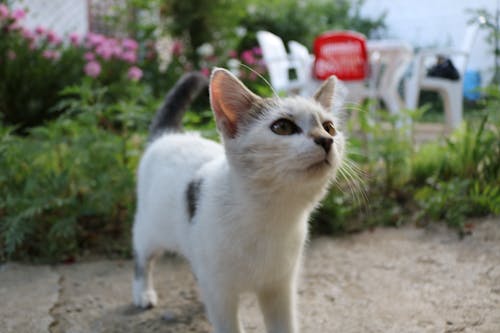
[132,246,162,308]
[258,279,297,333]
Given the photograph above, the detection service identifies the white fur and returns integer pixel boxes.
[133,71,345,333]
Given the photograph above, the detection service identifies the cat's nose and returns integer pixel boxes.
[314,137,333,153]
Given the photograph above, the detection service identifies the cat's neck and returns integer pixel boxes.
[225,162,328,220]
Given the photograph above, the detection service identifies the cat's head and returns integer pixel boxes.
[209,68,345,190]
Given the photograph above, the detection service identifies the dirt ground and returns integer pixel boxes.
[1,217,499,333]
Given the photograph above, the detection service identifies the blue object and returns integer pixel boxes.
[463,70,481,101]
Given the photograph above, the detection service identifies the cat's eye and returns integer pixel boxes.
[323,121,336,136]
[270,119,301,135]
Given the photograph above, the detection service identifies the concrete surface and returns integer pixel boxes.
[1,217,499,333]
[0,265,60,333]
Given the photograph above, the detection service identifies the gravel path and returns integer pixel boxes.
[1,217,499,333]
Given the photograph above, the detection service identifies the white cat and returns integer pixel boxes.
[132,68,346,333]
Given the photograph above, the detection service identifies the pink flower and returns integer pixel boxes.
[111,44,124,58]
[121,50,137,64]
[241,50,255,65]
[11,8,25,21]
[46,30,61,46]
[95,44,113,60]
[86,33,105,47]
[0,4,9,18]
[84,61,101,78]
[252,47,262,56]
[69,32,79,46]
[84,52,95,61]
[35,26,45,35]
[42,50,60,61]
[200,67,210,77]
[42,50,51,59]
[127,66,143,81]
[21,28,35,41]
[122,38,138,51]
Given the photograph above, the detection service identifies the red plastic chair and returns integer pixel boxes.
[313,31,369,81]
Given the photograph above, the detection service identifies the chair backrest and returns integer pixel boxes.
[313,30,369,81]
[288,40,314,84]
[454,21,480,74]
[256,31,290,91]
[368,40,413,92]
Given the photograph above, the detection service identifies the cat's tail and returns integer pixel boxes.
[149,72,208,141]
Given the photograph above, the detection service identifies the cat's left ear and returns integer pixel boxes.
[210,68,261,138]
[313,75,338,111]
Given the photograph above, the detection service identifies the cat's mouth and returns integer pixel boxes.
[306,158,331,173]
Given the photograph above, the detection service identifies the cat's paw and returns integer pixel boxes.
[133,281,158,309]
[133,289,158,309]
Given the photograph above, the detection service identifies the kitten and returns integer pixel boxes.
[132,68,345,333]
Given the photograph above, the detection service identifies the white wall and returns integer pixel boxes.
[360,0,497,85]
[12,0,88,37]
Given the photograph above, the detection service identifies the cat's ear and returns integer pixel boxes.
[313,75,338,111]
[209,68,261,138]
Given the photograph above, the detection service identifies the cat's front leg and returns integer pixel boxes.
[258,278,297,333]
[132,248,161,308]
[200,284,243,333]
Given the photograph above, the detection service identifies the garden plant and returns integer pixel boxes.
[0,1,499,262]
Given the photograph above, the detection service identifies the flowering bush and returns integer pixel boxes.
[0,5,145,129]
[0,6,82,128]
[82,32,143,85]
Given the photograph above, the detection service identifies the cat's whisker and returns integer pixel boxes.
[336,158,368,208]
[340,160,364,184]
[343,159,368,181]
[336,168,352,192]
[336,168,360,206]
[332,180,347,195]
[239,63,281,99]
[343,163,368,199]
[342,103,367,113]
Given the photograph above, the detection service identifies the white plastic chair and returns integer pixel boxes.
[256,31,305,95]
[288,40,318,96]
[311,30,376,107]
[405,21,480,129]
[288,38,412,117]
[367,40,413,116]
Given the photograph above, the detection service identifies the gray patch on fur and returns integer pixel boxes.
[133,250,144,281]
[186,178,203,221]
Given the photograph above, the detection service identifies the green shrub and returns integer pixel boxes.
[0,5,148,130]
[0,122,135,260]
[0,8,84,129]
[0,77,220,262]
[412,112,500,229]
[0,82,158,261]
[314,95,500,235]
[415,179,500,230]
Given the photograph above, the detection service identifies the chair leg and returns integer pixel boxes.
[383,91,403,116]
[441,87,463,130]
[404,78,420,110]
